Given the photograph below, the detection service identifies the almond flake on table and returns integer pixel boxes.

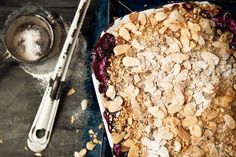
[67,88,75,96]
[81,99,88,111]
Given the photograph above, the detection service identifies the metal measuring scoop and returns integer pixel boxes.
[27,0,91,152]
[0,13,54,64]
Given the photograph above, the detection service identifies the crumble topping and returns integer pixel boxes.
[94,2,236,157]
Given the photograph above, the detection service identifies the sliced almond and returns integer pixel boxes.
[122,57,140,67]
[106,84,116,100]
[156,110,166,120]
[174,141,181,152]
[200,51,220,65]
[182,116,198,127]
[169,10,185,22]
[180,35,190,49]
[163,19,182,32]
[190,41,196,49]
[172,64,181,75]
[224,114,236,129]
[129,12,138,23]
[34,153,42,157]
[127,117,133,125]
[67,88,75,96]
[124,22,138,32]
[202,109,218,120]
[74,149,87,157]
[190,124,202,137]
[170,53,189,64]
[86,141,96,150]
[159,27,167,34]
[191,30,199,41]
[107,96,123,112]
[183,103,196,116]
[112,132,126,144]
[131,39,144,50]
[150,17,157,26]
[193,91,205,105]
[93,138,100,144]
[168,86,185,114]
[183,60,191,70]
[176,69,188,81]
[212,41,229,49]
[148,106,159,118]
[154,12,167,22]
[199,18,212,34]
[167,103,183,114]
[177,127,190,144]
[181,29,191,38]
[188,21,201,32]
[165,37,182,54]
[81,99,88,111]
[198,35,205,45]
[158,146,169,157]
[138,12,146,25]
[128,144,139,157]
[122,139,135,148]
[219,95,234,108]
[208,144,219,157]
[113,44,130,56]
[119,27,131,41]
[171,117,180,126]
[70,115,76,124]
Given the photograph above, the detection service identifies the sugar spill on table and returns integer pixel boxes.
[20,34,87,88]
[20,66,52,89]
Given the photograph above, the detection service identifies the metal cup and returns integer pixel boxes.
[0,12,54,64]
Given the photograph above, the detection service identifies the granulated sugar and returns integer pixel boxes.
[21,66,52,89]
[13,28,42,61]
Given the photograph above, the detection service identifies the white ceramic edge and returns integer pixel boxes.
[92,0,210,153]
[92,74,114,148]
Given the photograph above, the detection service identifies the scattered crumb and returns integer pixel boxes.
[98,123,104,129]
[24,146,28,151]
[76,130,79,133]
[93,138,102,145]
[34,152,42,157]
[67,88,75,96]
[74,149,87,157]
[0,140,3,144]
[88,129,94,135]
[86,141,96,150]
[81,99,88,110]
[70,115,76,124]
[74,128,102,156]
[144,4,147,7]
[93,138,99,144]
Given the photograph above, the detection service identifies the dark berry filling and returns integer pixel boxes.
[212,9,236,49]
[92,33,116,93]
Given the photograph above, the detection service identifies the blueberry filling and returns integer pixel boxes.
[92,33,128,156]
[92,33,116,93]
[212,9,236,49]
[103,109,117,132]
[113,144,127,157]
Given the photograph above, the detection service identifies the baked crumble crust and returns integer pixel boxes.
[95,2,236,157]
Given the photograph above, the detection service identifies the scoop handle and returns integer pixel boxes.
[0,51,11,64]
[27,82,63,152]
